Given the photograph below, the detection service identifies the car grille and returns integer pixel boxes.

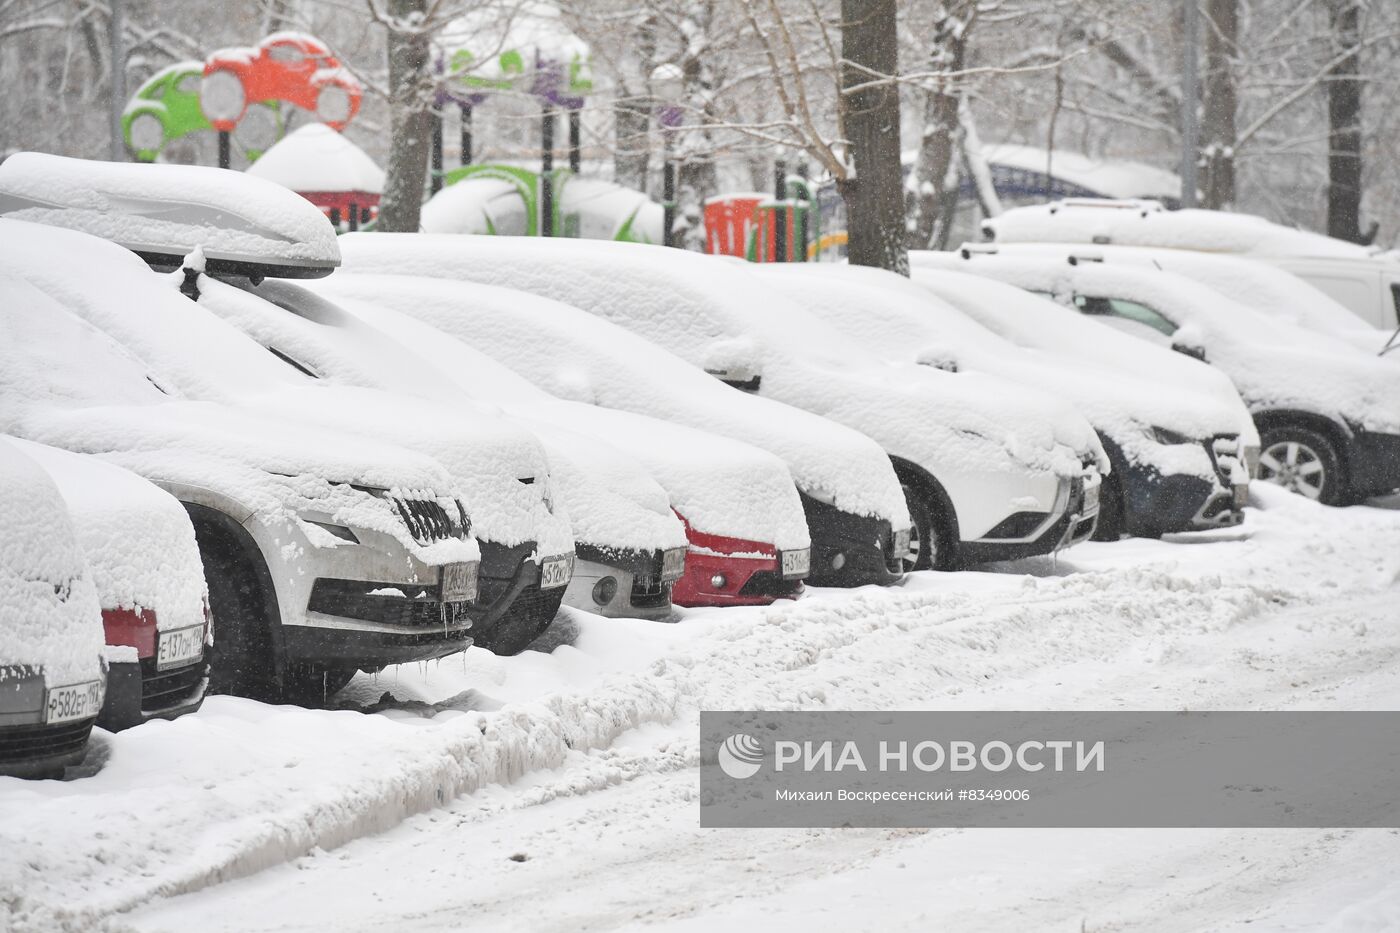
[139,657,206,713]
[0,720,93,765]
[390,496,466,546]
[307,578,471,628]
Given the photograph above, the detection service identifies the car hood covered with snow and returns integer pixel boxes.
[300,276,810,550]
[761,263,1245,482]
[0,219,566,556]
[194,276,691,554]
[314,264,910,531]
[0,153,340,277]
[12,439,209,642]
[0,437,106,690]
[916,250,1400,435]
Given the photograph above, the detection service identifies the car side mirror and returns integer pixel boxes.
[1171,325,1208,363]
[703,337,763,390]
[914,345,959,373]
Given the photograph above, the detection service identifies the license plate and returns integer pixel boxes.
[780,548,811,579]
[1233,484,1249,509]
[660,547,686,583]
[540,554,574,590]
[1083,481,1101,513]
[45,679,104,725]
[440,561,480,604]
[157,625,205,671]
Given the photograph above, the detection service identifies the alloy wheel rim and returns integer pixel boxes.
[1258,440,1326,499]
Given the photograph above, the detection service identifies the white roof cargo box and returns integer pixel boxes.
[0,152,340,278]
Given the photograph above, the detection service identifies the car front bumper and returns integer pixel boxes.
[959,471,1100,565]
[800,494,906,587]
[567,544,679,621]
[1349,428,1400,498]
[97,657,208,732]
[0,668,98,778]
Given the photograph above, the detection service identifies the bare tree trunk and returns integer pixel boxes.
[378,0,432,233]
[1201,0,1238,210]
[906,1,973,249]
[1325,0,1370,244]
[613,16,656,192]
[838,0,907,275]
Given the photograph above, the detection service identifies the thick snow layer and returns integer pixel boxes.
[0,153,340,272]
[194,276,687,554]
[337,236,1105,516]
[4,491,1400,931]
[421,178,529,236]
[0,438,105,689]
[12,440,207,637]
[560,177,662,243]
[244,123,385,195]
[978,144,1182,200]
[761,263,1242,481]
[906,264,1260,446]
[297,277,809,549]
[914,249,1400,435]
[0,219,565,556]
[988,242,1394,356]
[984,200,1376,259]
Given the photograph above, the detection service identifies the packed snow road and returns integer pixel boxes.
[4,487,1400,932]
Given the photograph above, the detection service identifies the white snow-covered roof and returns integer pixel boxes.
[309,270,905,533]
[0,153,340,276]
[0,436,105,689]
[760,263,1248,482]
[439,2,589,68]
[914,248,1400,435]
[976,145,1181,200]
[983,200,1374,258]
[11,439,208,636]
[246,124,385,195]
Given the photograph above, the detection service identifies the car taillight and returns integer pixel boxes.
[102,607,159,659]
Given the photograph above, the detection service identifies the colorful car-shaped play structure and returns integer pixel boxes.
[201,32,361,132]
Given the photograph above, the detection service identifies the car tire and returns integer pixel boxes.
[902,484,956,572]
[1090,470,1126,541]
[1257,425,1346,505]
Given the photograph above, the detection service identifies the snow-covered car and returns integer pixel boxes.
[760,263,1253,539]
[201,32,361,132]
[915,248,1400,505]
[980,198,1400,330]
[12,440,210,731]
[0,437,106,779]
[296,275,818,605]
[338,236,1105,570]
[0,155,575,657]
[0,225,485,703]
[184,275,713,618]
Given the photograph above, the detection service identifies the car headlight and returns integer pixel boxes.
[1148,425,1195,446]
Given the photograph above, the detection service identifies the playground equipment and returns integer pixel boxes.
[122,61,281,163]
[246,123,385,231]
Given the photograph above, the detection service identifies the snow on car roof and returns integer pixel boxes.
[0,436,105,688]
[246,123,385,195]
[983,200,1374,259]
[338,234,1101,484]
[196,277,688,554]
[916,249,1400,435]
[309,269,908,528]
[760,263,1246,478]
[0,152,340,277]
[12,439,208,636]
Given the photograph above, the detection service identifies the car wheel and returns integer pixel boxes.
[315,84,353,125]
[127,112,165,159]
[1090,470,1126,541]
[200,69,247,126]
[902,484,956,572]
[1257,425,1345,505]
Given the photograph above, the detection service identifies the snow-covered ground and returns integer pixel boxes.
[4,486,1400,932]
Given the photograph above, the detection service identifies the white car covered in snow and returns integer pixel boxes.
[916,248,1400,505]
[760,263,1254,539]
[0,437,106,778]
[980,198,1400,331]
[13,440,210,731]
[308,271,917,585]
[0,155,575,657]
[0,223,485,703]
[338,236,1105,570]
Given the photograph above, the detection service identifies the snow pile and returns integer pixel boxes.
[13,440,208,638]
[298,277,809,549]
[421,177,530,236]
[905,265,1260,446]
[560,177,662,243]
[0,437,105,689]
[245,123,385,194]
[194,275,686,554]
[984,200,1375,259]
[761,263,1241,481]
[915,249,1400,435]
[0,153,340,273]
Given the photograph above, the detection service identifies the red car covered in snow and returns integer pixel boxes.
[201,32,362,132]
